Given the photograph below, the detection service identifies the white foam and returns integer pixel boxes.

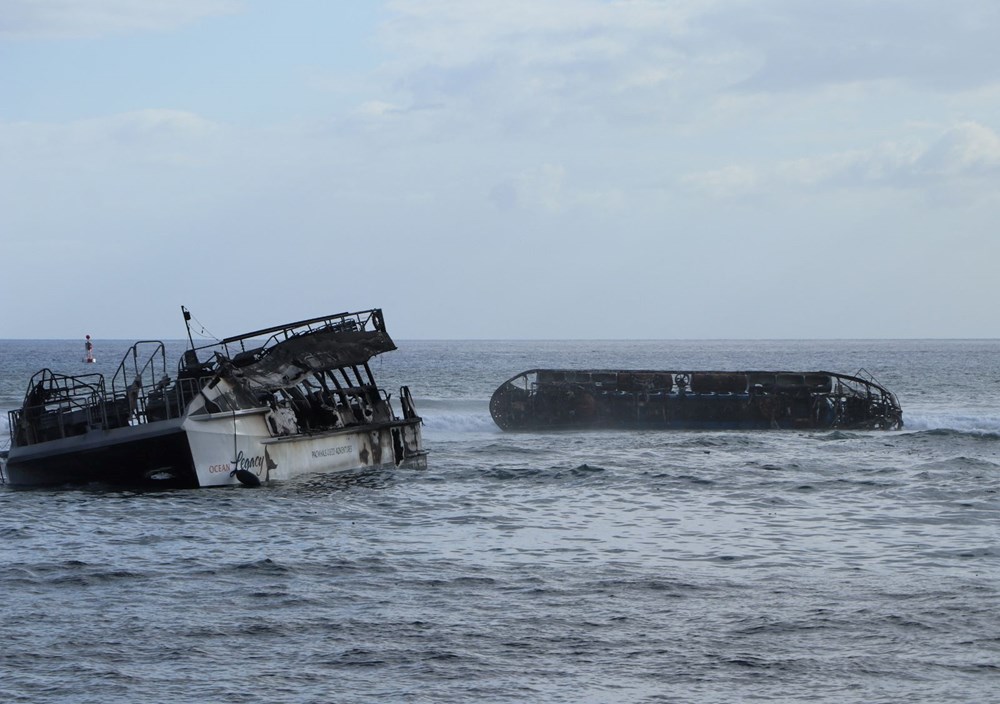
[903,412,1000,434]
[420,411,499,433]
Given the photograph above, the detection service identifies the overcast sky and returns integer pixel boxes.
[2,0,999,340]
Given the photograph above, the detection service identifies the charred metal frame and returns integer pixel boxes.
[7,309,415,449]
[489,369,903,431]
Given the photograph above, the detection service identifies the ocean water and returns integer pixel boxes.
[1,338,999,703]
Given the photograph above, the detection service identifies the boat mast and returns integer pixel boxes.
[181,306,195,350]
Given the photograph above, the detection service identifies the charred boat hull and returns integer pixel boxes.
[4,308,427,488]
[490,369,903,432]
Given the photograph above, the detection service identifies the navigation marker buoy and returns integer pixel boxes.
[84,334,96,363]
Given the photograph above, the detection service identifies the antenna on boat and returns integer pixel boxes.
[181,306,195,350]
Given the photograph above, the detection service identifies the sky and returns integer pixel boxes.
[2,0,999,340]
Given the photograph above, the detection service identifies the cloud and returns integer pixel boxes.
[355,101,404,118]
[375,0,736,132]
[489,163,625,213]
[0,109,228,243]
[100,109,220,142]
[723,0,1000,93]
[914,121,1000,176]
[0,110,221,166]
[382,0,710,63]
[680,165,759,198]
[370,0,1000,147]
[504,163,567,212]
[0,0,242,40]
[682,122,1000,198]
[814,122,1000,186]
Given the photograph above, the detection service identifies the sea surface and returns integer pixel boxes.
[1,338,998,703]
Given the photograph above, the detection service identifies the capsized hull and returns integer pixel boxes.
[490,369,903,432]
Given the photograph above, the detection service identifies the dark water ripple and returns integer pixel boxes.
[3,340,1000,702]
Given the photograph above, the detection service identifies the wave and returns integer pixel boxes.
[420,409,1000,437]
[903,412,1000,435]
[421,408,1000,437]
[420,410,498,433]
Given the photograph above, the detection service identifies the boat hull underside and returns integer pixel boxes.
[3,425,197,488]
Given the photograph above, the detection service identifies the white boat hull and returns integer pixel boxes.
[184,408,425,487]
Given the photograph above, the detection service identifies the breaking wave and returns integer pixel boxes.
[420,410,498,434]
[903,411,1000,435]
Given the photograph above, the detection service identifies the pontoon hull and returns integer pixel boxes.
[3,420,197,487]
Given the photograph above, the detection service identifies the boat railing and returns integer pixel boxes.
[109,341,170,426]
[8,369,110,446]
[850,368,900,405]
[829,370,899,407]
[190,309,385,361]
[832,370,903,427]
[111,341,168,397]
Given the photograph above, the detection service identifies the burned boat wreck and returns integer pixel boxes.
[4,308,426,488]
[490,369,903,431]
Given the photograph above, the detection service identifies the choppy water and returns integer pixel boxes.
[1,339,999,703]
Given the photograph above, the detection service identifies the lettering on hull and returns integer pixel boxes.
[205,447,277,481]
[311,445,354,459]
